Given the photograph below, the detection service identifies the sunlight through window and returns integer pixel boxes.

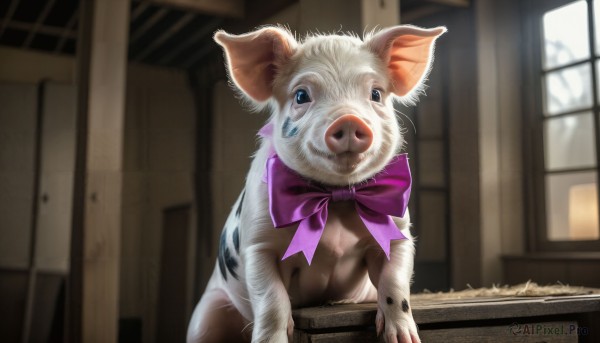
[541,0,600,242]
[543,0,590,69]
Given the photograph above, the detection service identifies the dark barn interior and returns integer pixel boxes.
[1,0,600,342]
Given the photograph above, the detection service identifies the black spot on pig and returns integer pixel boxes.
[401,299,409,313]
[386,297,393,305]
[218,229,228,280]
[235,190,245,217]
[282,117,298,138]
[218,226,239,280]
[232,226,240,254]
[224,244,238,280]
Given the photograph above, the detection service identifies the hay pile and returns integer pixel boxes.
[412,280,599,301]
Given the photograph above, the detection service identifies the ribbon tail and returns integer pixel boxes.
[356,205,406,259]
[281,206,328,265]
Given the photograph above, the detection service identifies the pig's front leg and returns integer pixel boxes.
[245,245,293,343]
[366,225,420,343]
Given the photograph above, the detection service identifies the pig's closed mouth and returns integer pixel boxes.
[333,151,365,172]
[308,143,366,173]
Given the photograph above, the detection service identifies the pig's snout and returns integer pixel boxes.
[325,114,373,154]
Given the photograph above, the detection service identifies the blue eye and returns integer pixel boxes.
[295,89,311,104]
[371,89,382,102]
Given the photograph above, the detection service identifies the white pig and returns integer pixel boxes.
[187,25,446,343]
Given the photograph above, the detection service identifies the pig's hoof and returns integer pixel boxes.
[376,306,420,343]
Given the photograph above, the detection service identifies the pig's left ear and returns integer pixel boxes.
[366,25,446,98]
[214,27,297,103]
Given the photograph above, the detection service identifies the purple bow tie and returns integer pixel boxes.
[266,154,412,265]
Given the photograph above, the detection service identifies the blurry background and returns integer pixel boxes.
[1,0,599,342]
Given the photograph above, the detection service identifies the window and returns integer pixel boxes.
[526,0,600,250]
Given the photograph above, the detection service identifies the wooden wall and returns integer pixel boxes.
[504,254,600,288]
[0,80,76,342]
[0,46,196,342]
[124,64,196,343]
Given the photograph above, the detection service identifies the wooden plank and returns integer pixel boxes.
[132,12,195,61]
[23,0,57,48]
[292,295,600,330]
[413,296,600,324]
[0,0,21,38]
[503,252,600,261]
[295,322,578,343]
[426,0,470,7]
[155,17,221,65]
[293,304,377,331]
[129,8,169,44]
[0,20,77,39]
[0,269,28,342]
[294,330,379,343]
[54,9,78,53]
[446,6,482,290]
[184,0,296,69]
[419,322,578,343]
[141,0,244,18]
[69,0,130,342]
[156,205,191,342]
[67,0,94,339]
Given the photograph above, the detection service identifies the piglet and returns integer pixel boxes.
[187,25,445,343]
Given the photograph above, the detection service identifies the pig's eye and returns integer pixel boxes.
[371,89,382,102]
[294,89,311,104]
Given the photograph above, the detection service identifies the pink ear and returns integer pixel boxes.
[367,26,446,97]
[214,27,297,102]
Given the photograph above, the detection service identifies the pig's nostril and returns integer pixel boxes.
[325,114,373,154]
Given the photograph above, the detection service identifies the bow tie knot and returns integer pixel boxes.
[266,154,412,264]
[331,187,356,202]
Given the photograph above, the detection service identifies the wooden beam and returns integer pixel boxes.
[54,9,78,53]
[133,12,196,61]
[185,0,297,69]
[129,8,169,44]
[426,0,469,8]
[141,0,244,18]
[156,17,222,65]
[23,0,57,48]
[131,2,150,21]
[180,42,214,69]
[0,20,77,39]
[70,0,129,341]
[0,0,21,38]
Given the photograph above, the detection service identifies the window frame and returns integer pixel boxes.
[524,0,600,251]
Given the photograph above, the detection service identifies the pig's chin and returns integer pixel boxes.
[319,154,379,186]
[329,152,365,174]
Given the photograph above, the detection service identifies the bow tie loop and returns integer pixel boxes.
[330,187,356,202]
[266,154,412,264]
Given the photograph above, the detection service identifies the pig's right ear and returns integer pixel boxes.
[214,27,297,103]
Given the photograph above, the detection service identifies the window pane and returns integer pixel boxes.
[546,172,600,241]
[597,59,600,100]
[543,0,590,69]
[544,63,593,114]
[595,0,600,54]
[544,113,596,170]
